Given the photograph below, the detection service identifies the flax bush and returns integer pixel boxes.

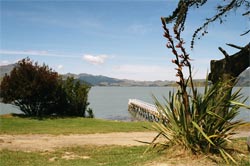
[149,80,247,164]
[146,18,249,164]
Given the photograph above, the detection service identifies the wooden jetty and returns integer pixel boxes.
[128,99,161,122]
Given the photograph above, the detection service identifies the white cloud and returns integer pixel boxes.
[82,54,108,65]
[115,64,165,73]
[0,60,11,66]
[0,50,48,56]
[128,24,150,34]
[112,64,177,81]
[57,65,63,70]
[0,49,80,58]
[112,64,207,81]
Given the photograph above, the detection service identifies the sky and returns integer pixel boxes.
[0,0,249,81]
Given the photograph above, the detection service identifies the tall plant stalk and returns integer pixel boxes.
[161,17,197,121]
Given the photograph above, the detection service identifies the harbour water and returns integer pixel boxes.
[1,87,249,122]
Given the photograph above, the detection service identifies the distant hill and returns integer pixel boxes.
[1,64,249,86]
[62,69,250,87]
[63,73,172,86]
[78,73,122,86]
[62,73,122,86]
[0,64,16,77]
[236,68,250,86]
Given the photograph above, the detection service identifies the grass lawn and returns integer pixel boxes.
[1,140,249,166]
[0,145,160,166]
[1,114,249,135]
[0,115,250,165]
[0,114,153,134]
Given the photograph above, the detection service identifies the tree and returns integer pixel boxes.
[0,58,65,118]
[61,77,91,117]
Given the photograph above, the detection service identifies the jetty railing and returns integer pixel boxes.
[128,99,161,122]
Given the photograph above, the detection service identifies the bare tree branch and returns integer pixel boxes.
[240,29,250,36]
[226,43,243,49]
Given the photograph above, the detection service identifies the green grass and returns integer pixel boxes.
[1,140,249,166]
[0,115,249,165]
[0,146,160,166]
[0,115,153,134]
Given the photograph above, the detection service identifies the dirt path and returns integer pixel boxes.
[0,132,157,151]
[0,131,249,152]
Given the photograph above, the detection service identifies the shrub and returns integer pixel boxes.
[150,80,247,164]
[0,58,93,118]
[61,77,91,117]
[0,58,64,118]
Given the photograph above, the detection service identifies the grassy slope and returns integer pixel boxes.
[0,115,153,135]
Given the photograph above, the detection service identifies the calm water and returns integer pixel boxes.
[1,87,249,121]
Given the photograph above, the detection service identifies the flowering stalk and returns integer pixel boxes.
[161,17,197,121]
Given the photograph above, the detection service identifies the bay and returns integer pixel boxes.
[88,87,250,121]
[1,87,249,122]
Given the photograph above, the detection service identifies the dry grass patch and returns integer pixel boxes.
[144,138,250,166]
[236,122,250,131]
